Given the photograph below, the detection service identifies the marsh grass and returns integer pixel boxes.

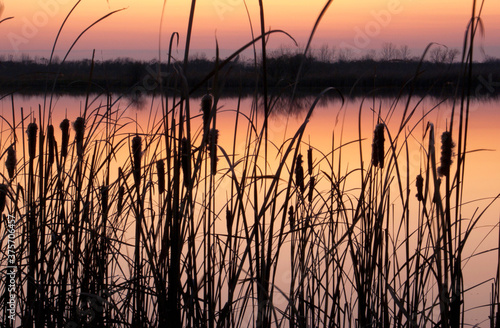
[0,0,499,327]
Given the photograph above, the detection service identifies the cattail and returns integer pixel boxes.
[415,174,424,202]
[226,209,233,235]
[60,119,70,158]
[26,122,38,160]
[73,117,85,159]
[132,135,142,188]
[371,123,385,169]
[438,131,454,177]
[295,154,305,194]
[101,186,109,214]
[181,137,191,188]
[201,93,213,130]
[308,176,315,203]
[5,145,16,180]
[307,147,313,176]
[0,184,7,215]
[209,128,219,175]
[433,178,441,203]
[156,160,165,194]
[47,124,55,166]
[288,206,295,230]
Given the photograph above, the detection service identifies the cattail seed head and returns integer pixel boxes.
[307,147,313,176]
[308,176,315,203]
[132,135,142,188]
[438,131,454,177]
[101,186,109,214]
[26,122,38,160]
[201,93,213,130]
[295,154,305,194]
[288,206,295,230]
[60,119,70,158]
[117,167,125,215]
[209,128,219,175]
[415,174,424,202]
[73,117,85,159]
[47,124,55,166]
[181,137,191,188]
[371,123,385,169]
[156,160,165,194]
[5,145,16,180]
[226,209,233,235]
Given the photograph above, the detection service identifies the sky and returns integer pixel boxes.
[0,0,499,61]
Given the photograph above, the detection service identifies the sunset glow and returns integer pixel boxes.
[1,0,499,60]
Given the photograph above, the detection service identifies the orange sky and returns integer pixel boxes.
[0,0,499,60]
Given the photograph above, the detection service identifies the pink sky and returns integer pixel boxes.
[0,0,499,61]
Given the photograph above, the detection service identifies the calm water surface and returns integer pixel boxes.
[1,93,499,326]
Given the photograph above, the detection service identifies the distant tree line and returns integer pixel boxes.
[1,43,499,97]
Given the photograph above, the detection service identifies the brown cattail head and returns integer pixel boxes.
[117,167,125,215]
[26,122,38,160]
[47,124,55,166]
[308,176,315,203]
[156,160,165,194]
[371,123,385,169]
[288,206,295,230]
[0,184,7,215]
[226,209,233,235]
[209,128,219,175]
[295,154,305,194]
[101,185,109,215]
[438,131,454,177]
[201,93,213,130]
[60,119,70,158]
[73,117,86,159]
[132,135,142,188]
[5,145,16,180]
[307,147,313,176]
[181,137,191,188]
[415,174,424,201]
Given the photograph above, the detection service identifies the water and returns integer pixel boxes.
[1,92,499,326]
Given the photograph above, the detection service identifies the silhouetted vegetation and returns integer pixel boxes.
[1,53,499,97]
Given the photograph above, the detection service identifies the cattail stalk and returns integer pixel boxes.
[201,93,213,131]
[181,137,191,188]
[47,124,55,166]
[73,117,85,160]
[156,160,165,194]
[295,154,305,194]
[60,119,70,159]
[132,135,142,188]
[416,175,424,202]
[371,123,385,169]
[209,128,219,176]
[438,131,454,177]
[5,145,16,180]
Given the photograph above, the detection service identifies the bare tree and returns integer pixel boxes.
[361,49,377,61]
[399,45,411,60]
[380,42,399,61]
[337,48,354,62]
[447,48,459,63]
[317,43,335,63]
